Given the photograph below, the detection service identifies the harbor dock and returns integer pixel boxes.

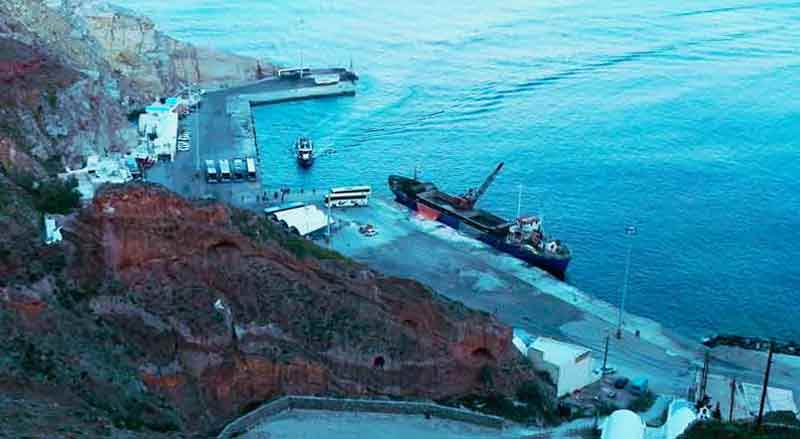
[146,68,357,205]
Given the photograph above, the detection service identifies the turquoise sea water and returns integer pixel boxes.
[128,0,800,340]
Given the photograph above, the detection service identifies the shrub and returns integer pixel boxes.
[46,89,58,108]
[516,380,545,403]
[629,390,656,413]
[32,176,81,214]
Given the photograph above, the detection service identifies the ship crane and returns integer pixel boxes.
[454,162,504,209]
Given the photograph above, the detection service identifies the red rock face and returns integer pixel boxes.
[62,184,538,432]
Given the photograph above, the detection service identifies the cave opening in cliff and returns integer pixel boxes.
[372,356,385,369]
[471,347,495,362]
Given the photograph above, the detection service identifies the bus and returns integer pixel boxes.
[324,186,371,208]
[232,158,245,180]
[218,159,231,182]
[245,157,257,181]
[205,160,218,183]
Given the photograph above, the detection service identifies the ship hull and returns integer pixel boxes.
[477,234,569,278]
[389,176,570,278]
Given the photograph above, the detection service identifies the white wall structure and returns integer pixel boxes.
[526,336,595,398]
[740,382,798,418]
[601,410,645,439]
[44,215,62,245]
[704,373,799,421]
[665,400,697,439]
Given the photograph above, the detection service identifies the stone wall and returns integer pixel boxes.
[218,396,506,438]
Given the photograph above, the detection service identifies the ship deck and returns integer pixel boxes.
[417,190,509,232]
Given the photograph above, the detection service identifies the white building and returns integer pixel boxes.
[601,410,645,439]
[272,204,333,237]
[62,154,132,200]
[138,100,179,161]
[518,335,595,398]
[43,215,62,245]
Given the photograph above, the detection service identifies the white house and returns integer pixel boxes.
[601,410,645,439]
[523,335,595,398]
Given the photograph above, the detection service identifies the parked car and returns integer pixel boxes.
[613,377,629,389]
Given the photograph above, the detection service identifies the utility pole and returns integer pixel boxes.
[616,225,637,339]
[729,377,736,422]
[756,341,774,430]
[194,90,200,174]
[326,200,332,247]
[699,350,710,403]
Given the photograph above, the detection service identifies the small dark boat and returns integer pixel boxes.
[295,136,314,168]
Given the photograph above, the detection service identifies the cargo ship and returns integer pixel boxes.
[388,163,571,277]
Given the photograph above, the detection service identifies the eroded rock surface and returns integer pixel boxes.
[60,184,538,432]
[0,184,546,436]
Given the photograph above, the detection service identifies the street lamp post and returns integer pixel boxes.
[616,225,637,339]
[194,87,200,174]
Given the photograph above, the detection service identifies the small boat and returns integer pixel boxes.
[295,136,314,168]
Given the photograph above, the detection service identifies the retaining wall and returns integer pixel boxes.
[218,396,506,438]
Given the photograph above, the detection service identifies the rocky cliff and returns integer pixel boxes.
[67,0,265,100]
[0,0,264,170]
[0,184,547,436]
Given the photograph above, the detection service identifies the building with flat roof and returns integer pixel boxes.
[514,331,595,398]
[273,204,333,237]
[62,154,132,200]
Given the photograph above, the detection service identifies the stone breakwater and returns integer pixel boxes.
[218,396,506,438]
